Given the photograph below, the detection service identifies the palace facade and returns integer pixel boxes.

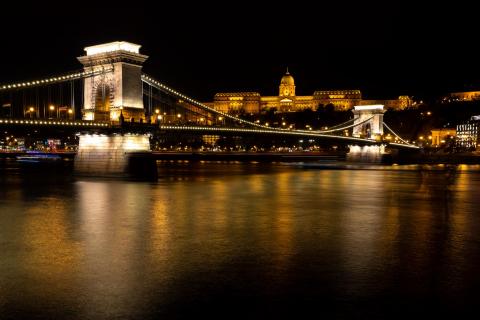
[204,70,413,114]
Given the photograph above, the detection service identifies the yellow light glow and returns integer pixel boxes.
[177,113,182,118]
[49,105,55,111]
[155,109,160,114]
[29,107,34,112]
[84,41,141,56]
[68,109,73,114]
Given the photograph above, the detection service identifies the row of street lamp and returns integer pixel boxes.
[24,105,74,119]
[153,108,224,124]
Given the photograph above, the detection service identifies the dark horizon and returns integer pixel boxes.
[1,1,478,101]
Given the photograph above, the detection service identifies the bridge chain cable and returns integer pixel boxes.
[321,117,356,130]
[0,68,114,91]
[300,116,374,134]
[383,122,416,146]
[141,74,370,136]
[158,125,381,143]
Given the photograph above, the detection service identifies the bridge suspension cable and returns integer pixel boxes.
[0,68,113,92]
[302,116,373,134]
[383,122,415,146]
[141,74,278,130]
[141,74,372,136]
[322,117,356,130]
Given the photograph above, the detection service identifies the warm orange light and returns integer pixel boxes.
[155,109,160,114]
[177,113,182,118]
[29,107,34,112]
[68,109,73,114]
[49,105,55,111]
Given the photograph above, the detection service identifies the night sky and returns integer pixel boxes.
[0,1,478,101]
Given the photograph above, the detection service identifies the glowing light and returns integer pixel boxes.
[49,105,55,111]
[29,107,34,112]
[84,41,141,56]
[354,105,384,111]
[155,109,160,114]
[68,109,73,114]
[177,113,182,118]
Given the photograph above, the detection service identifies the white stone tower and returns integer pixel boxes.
[352,105,385,139]
[77,41,148,122]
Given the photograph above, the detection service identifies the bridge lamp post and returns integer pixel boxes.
[49,105,55,119]
[157,115,162,126]
[68,108,73,120]
[28,107,35,119]
[177,113,182,124]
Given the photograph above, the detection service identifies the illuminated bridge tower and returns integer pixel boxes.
[348,105,386,163]
[77,41,148,122]
[352,105,385,140]
[75,42,155,178]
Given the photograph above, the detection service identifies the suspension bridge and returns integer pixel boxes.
[0,41,418,176]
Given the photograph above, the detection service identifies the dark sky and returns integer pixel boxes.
[0,1,478,100]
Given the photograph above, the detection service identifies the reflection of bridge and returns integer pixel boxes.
[0,41,418,176]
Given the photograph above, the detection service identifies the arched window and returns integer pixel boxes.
[95,83,111,112]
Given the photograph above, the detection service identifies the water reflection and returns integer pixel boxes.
[1,162,480,318]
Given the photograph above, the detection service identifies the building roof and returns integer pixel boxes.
[280,70,295,86]
[214,92,260,97]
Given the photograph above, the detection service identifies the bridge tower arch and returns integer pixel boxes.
[77,41,148,122]
[352,105,385,140]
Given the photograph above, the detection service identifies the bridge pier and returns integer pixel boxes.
[346,144,391,163]
[74,133,157,179]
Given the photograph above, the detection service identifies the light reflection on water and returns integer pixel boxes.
[1,161,480,318]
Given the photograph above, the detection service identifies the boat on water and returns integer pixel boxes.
[16,153,62,163]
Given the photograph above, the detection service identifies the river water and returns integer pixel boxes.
[1,160,480,319]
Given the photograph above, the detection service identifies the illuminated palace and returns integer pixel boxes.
[205,70,413,114]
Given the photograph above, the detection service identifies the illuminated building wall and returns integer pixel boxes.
[449,91,480,102]
[207,71,413,114]
[430,128,456,146]
[213,92,261,114]
[456,116,480,149]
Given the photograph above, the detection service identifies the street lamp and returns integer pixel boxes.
[49,105,55,119]
[28,107,34,119]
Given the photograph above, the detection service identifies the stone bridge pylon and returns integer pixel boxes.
[352,105,385,140]
[77,41,148,122]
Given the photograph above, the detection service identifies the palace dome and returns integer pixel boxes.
[280,70,295,86]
